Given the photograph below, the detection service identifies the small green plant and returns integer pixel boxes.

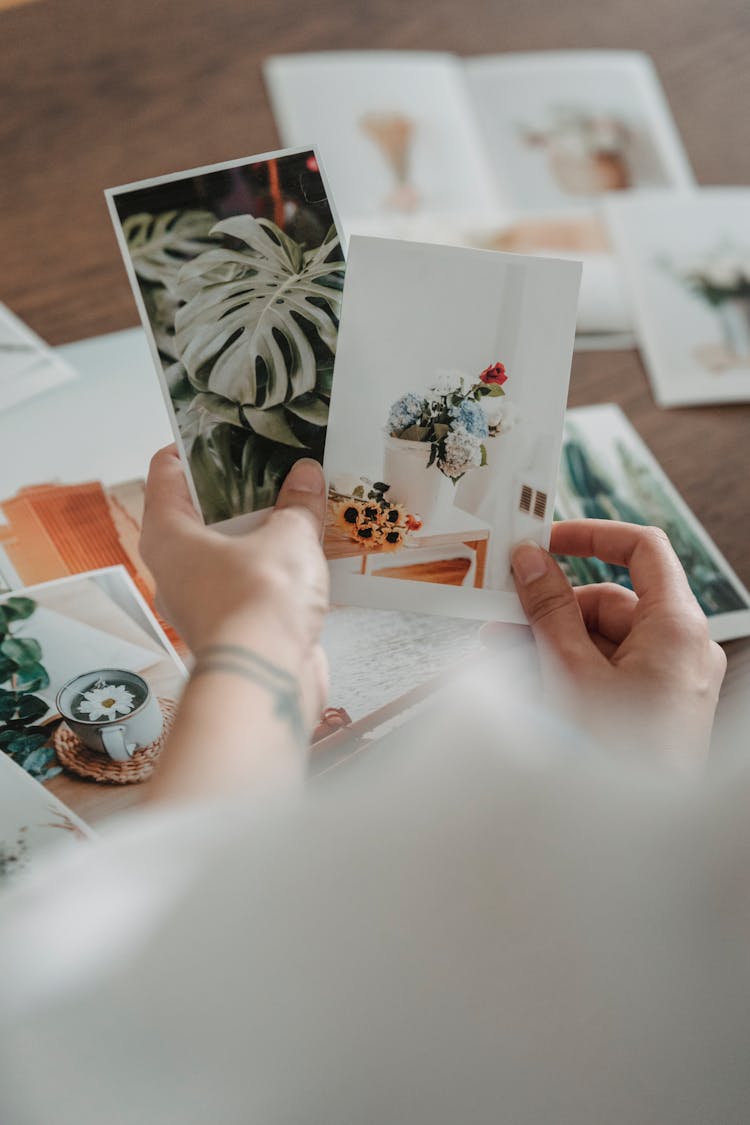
[0,597,59,780]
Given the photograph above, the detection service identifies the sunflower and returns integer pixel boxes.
[333,499,365,535]
[376,524,407,552]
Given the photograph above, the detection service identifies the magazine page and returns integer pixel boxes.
[264,51,503,235]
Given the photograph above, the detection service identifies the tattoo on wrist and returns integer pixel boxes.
[191,645,306,744]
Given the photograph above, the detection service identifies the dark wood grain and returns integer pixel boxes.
[1,0,749,591]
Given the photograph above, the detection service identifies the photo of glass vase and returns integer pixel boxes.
[359,112,420,212]
[717,296,750,358]
[382,435,446,525]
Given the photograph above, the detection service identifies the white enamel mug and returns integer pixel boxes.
[56,669,163,763]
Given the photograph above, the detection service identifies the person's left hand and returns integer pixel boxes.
[140,446,330,726]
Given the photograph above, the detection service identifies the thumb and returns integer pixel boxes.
[511,540,593,665]
[272,458,327,539]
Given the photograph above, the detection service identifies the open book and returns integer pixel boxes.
[265,50,694,341]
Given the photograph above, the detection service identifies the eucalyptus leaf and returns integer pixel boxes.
[17,694,49,723]
[12,662,50,692]
[174,218,344,409]
[241,406,307,447]
[1,637,42,666]
[2,597,36,623]
[123,210,218,289]
[0,688,17,720]
[4,730,49,758]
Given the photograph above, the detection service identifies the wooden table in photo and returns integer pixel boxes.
[324,508,491,588]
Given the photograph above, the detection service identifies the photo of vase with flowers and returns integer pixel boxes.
[321,235,580,619]
[383,363,508,525]
[674,246,750,364]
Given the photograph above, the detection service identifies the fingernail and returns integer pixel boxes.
[511,540,548,586]
[289,458,324,494]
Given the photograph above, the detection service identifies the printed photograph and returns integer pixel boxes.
[265,52,499,231]
[467,51,693,212]
[323,236,580,621]
[107,149,346,528]
[556,404,750,642]
[0,567,187,826]
[0,302,76,413]
[605,190,750,405]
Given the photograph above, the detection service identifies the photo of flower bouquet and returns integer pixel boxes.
[108,149,345,528]
[382,363,509,525]
[330,479,421,555]
[520,106,633,195]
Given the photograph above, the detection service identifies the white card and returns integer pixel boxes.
[604,189,750,406]
[0,303,76,412]
[323,236,580,621]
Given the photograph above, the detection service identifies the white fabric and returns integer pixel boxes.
[1,684,750,1123]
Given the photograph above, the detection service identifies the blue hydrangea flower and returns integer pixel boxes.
[449,399,489,440]
[387,392,425,435]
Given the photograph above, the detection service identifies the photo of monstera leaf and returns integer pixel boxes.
[123,210,219,289]
[174,217,344,409]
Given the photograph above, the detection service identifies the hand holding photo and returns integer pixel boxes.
[323,236,580,621]
[106,149,345,530]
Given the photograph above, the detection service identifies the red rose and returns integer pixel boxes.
[406,513,423,531]
[306,154,319,173]
[479,362,507,386]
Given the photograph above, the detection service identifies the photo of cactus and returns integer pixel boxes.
[556,405,750,642]
[107,149,345,530]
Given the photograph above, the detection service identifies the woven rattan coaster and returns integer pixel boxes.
[52,698,177,784]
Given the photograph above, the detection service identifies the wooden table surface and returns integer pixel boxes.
[1,0,748,607]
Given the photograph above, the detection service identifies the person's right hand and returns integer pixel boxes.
[509,520,727,761]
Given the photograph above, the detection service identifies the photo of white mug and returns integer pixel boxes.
[56,668,163,763]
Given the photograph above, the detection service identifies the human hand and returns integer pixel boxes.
[140,446,330,724]
[509,520,727,761]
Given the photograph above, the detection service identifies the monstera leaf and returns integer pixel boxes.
[123,210,218,289]
[174,217,344,409]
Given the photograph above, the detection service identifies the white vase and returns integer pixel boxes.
[382,434,445,524]
[717,296,750,358]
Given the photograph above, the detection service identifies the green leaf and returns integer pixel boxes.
[2,597,36,623]
[241,405,307,448]
[0,688,17,721]
[4,730,49,759]
[175,219,344,409]
[352,485,365,499]
[398,425,430,442]
[284,394,329,426]
[433,423,450,440]
[12,662,50,692]
[16,694,49,723]
[486,385,506,398]
[1,637,42,666]
[123,209,219,288]
[480,444,488,467]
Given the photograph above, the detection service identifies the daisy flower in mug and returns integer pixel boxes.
[77,682,136,721]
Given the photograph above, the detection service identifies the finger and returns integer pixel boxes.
[551,520,698,614]
[143,445,202,531]
[511,540,600,666]
[573,583,638,646]
[271,458,327,539]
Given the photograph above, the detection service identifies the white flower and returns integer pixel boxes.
[438,426,483,479]
[77,683,136,721]
[483,398,520,435]
[429,369,464,398]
